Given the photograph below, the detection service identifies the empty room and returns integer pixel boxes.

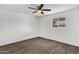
[0,4,79,54]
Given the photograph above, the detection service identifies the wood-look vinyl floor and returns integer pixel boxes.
[0,37,79,54]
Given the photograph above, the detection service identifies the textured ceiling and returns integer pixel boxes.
[0,4,79,16]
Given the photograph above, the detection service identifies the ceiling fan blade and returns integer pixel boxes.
[28,7,37,10]
[38,4,44,10]
[41,11,44,14]
[42,9,51,11]
[33,11,38,13]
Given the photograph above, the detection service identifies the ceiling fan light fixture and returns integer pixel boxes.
[28,4,51,15]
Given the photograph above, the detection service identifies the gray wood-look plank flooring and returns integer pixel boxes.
[0,37,79,54]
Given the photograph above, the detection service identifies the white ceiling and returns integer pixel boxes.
[0,4,79,16]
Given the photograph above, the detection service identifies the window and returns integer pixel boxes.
[53,17,66,27]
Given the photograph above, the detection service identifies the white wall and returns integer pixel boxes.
[39,7,79,46]
[1,6,79,47]
[0,9,38,46]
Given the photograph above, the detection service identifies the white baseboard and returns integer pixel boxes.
[0,33,38,46]
[39,35,79,47]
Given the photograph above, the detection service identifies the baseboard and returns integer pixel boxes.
[1,34,79,47]
[39,35,79,47]
[0,33,38,46]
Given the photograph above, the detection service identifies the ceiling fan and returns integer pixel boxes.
[28,4,51,14]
